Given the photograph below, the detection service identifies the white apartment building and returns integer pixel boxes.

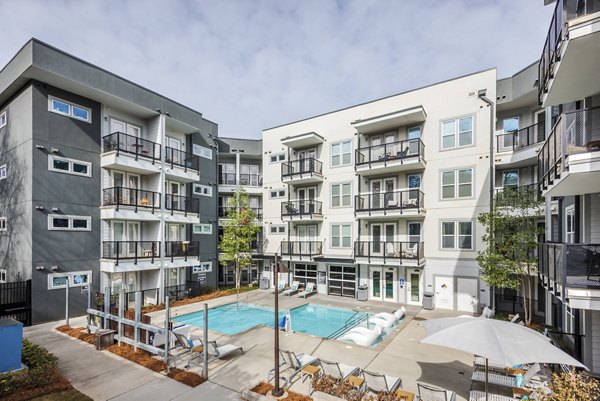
[261,69,497,312]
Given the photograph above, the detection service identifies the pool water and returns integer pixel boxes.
[172,302,371,339]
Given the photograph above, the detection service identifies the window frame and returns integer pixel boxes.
[269,153,287,164]
[270,225,287,235]
[441,115,474,150]
[331,223,352,248]
[192,184,213,197]
[0,164,6,180]
[269,189,286,199]
[47,214,92,231]
[0,269,6,283]
[565,206,575,244]
[331,182,352,208]
[192,145,213,160]
[48,96,92,123]
[440,220,473,250]
[331,140,352,167]
[192,262,213,274]
[440,168,473,200]
[47,270,92,290]
[0,217,6,232]
[193,223,213,234]
[0,111,6,128]
[48,155,92,177]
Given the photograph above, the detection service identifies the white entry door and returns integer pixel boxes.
[435,276,455,310]
[369,267,396,302]
[406,269,422,305]
[457,278,478,313]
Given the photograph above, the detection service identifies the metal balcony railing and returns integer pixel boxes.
[102,187,161,212]
[165,194,199,216]
[539,243,600,289]
[354,241,424,263]
[281,200,323,217]
[250,240,264,254]
[165,147,199,172]
[218,206,262,219]
[355,189,424,213]
[165,241,200,262]
[281,241,323,257]
[102,241,160,265]
[281,158,323,178]
[103,132,160,162]
[496,121,546,153]
[355,138,424,166]
[494,184,542,206]
[538,107,600,191]
[240,173,262,187]
[219,173,236,185]
[539,0,600,103]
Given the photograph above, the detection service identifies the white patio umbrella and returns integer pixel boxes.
[420,316,586,400]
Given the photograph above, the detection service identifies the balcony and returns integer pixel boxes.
[355,138,425,176]
[166,194,199,217]
[495,122,546,167]
[281,158,323,184]
[539,0,600,106]
[281,200,323,221]
[354,241,424,265]
[102,132,161,175]
[101,187,161,221]
[218,206,262,220]
[538,107,600,196]
[165,147,199,172]
[102,241,160,265]
[165,241,200,262]
[281,241,323,259]
[355,189,424,219]
[494,184,542,204]
[250,240,264,255]
[240,173,263,187]
[219,173,263,194]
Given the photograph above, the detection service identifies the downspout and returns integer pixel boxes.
[158,113,166,303]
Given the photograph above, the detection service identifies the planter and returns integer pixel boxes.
[241,388,271,401]
[312,391,345,401]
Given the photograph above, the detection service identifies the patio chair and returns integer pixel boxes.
[267,349,319,386]
[417,382,456,401]
[297,282,316,299]
[361,369,402,394]
[282,281,300,296]
[586,249,600,281]
[270,282,285,294]
[372,306,405,323]
[152,324,192,348]
[471,362,541,389]
[473,356,508,372]
[318,359,360,380]
[173,332,205,368]
[510,313,520,323]
[480,306,495,319]
[396,147,409,159]
[208,340,243,359]
[402,243,418,258]
[469,391,514,401]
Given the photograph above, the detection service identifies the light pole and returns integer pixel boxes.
[272,253,284,397]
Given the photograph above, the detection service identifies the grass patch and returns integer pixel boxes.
[250,382,312,401]
[141,286,258,313]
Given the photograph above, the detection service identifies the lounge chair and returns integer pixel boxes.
[480,306,495,319]
[417,382,456,401]
[473,356,508,371]
[267,349,319,386]
[469,391,515,401]
[471,363,541,389]
[371,306,406,327]
[208,340,243,359]
[173,332,205,368]
[510,313,520,323]
[361,369,402,394]
[318,359,360,380]
[282,281,300,296]
[338,325,382,346]
[152,323,192,348]
[402,243,418,258]
[270,282,285,294]
[297,282,316,299]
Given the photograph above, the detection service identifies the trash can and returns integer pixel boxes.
[95,329,115,350]
[260,277,270,290]
[422,292,435,310]
[356,284,368,301]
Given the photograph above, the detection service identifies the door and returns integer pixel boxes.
[297,187,316,213]
[384,224,396,256]
[371,224,383,255]
[166,181,181,210]
[384,178,396,207]
[370,178,395,208]
[166,137,181,164]
[297,225,317,254]
[435,276,455,310]
[128,174,140,205]
[457,278,478,313]
[127,222,140,256]
[167,224,180,242]
[370,268,382,301]
[406,269,422,305]
[369,267,396,302]
[113,222,125,257]
[297,149,316,172]
[384,269,396,301]
[371,180,382,209]
[407,222,421,256]
[111,119,126,134]
[407,174,421,202]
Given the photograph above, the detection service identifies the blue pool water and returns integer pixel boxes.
[172,302,371,339]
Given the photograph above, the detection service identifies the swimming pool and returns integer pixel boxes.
[172,302,371,339]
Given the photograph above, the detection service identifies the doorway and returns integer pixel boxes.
[369,267,396,302]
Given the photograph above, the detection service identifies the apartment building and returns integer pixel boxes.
[261,69,497,312]
[0,39,218,324]
[215,137,264,285]
[535,0,600,375]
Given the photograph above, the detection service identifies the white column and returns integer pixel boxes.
[158,113,167,302]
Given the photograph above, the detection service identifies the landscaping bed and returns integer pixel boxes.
[142,286,257,313]
[249,382,312,401]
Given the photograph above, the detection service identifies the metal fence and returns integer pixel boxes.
[102,187,161,211]
[496,121,546,153]
[281,200,323,217]
[0,280,31,326]
[354,241,424,263]
[102,241,160,265]
[103,132,161,161]
[281,241,323,257]
[165,146,199,172]
[539,242,600,289]
[164,241,200,262]
[355,138,424,165]
[165,194,199,216]
[355,189,424,212]
[281,158,323,177]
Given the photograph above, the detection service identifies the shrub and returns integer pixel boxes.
[537,368,600,401]
[312,375,362,401]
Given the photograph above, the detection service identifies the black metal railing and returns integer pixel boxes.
[538,107,600,191]
[165,147,199,172]
[281,158,323,178]
[355,138,424,166]
[103,132,160,162]
[539,243,600,289]
[494,184,542,206]
[539,0,600,104]
[355,189,424,213]
[102,187,161,212]
[0,280,31,326]
[251,240,264,254]
[219,173,236,185]
[165,194,200,216]
[102,241,160,265]
[165,241,200,262]
[281,200,323,217]
[496,121,546,153]
[165,281,212,302]
[218,206,262,219]
[281,241,323,257]
[240,173,262,187]
[354,241,424,263]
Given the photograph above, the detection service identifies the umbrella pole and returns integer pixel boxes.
[485,358,489,401]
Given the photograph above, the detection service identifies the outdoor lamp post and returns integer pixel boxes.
[272,254,284,397]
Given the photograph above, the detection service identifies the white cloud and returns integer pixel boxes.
[0,0,554,138]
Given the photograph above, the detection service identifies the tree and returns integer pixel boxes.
[219,189,261,299]
[536,368,600,401]
[477,185,544,325]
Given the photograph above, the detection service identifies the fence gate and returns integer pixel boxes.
[0,280,32,326]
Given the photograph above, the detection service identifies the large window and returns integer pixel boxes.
[441,221,473,250]
[331,183,351,207]
[193,224,212,234]
[441,116,473,149]
[269,189,286,199]
[331,224,352,248]
[48,155,92,177]
[328,265,356,297]
[192,184,213,197]
[441,168,473,199]
[269,153,286,163]
[270,225,286,235]
[192,145,213,159]
[331,140,352,167]
[47,214,91,231]
[48,96,91,123]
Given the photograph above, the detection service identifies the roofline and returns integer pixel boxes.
[263,67,496,132]
[497,60,539,82]
[218,136,262,142]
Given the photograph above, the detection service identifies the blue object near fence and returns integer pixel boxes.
[0,318,24,373]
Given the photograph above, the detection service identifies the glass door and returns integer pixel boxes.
[128,174,139,205]
[407,222,421,256]
[167,137,181,164]
[384,178,396,207]
[113,222,125,257]
[297,187,316,213]
[407,269,421,304]
[407,174,421,203]
[166,181,181,210]
[370,180,382,209]
[370,268,382,301]
[384,269,396,301]
[384,224,396,256]
[127,222,140,256]
[408,126,421,154]
[371,224,383,256]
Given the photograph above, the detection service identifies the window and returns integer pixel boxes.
[192,262,213,274]
[71,273,89,287]
[502,170,519,188]
[565,206,575,244]
[192,184,213,197]
[48,155,92,177]
[441,221,473,250]
[269,189,286,199]
[331,224,352,248]
[331,140,352,167]
[270,153,286,163]
[331,183,351,207]
[0,269,6,283]
[193,224,213,234]
[192,145,213,159]
[47,270,92,289]
[0,111,6,128]
[503,117,519,133]
[441,168,473,199]
[48,96,91,123]
[0,217,6,231]
[0,164,6,180]
[270,225,287,235]
[441,116,473,149]
[47,214,91,231]
[49,275,69,289]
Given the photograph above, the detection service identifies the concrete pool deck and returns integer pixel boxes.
[25,289,477,400]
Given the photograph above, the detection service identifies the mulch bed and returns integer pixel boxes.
[1,369,72,401]
[250,382,312,401]
[56,325,95,344]
[141,287,257,313]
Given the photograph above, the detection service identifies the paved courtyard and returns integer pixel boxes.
[25,290,478,400]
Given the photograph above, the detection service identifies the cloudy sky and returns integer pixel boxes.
[0,0,554,138]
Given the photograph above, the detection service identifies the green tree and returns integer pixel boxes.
[219,189,261,299]
[477,185,544,325]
